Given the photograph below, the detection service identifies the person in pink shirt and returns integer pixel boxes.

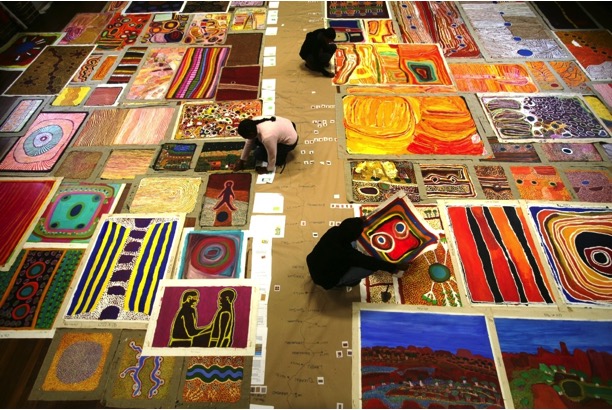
[235,116,299,174]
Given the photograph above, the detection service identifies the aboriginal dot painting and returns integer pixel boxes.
[350,160,420,203]
[0,33,61,69]
[200,173,252,227]
[195,141,256,172]
[564,168,612,203]
[183,13,230,45]
[420,164,477,199]
[28,182,125,243]
[177,230,245,279]
[139,13,189,44]
[527,205,612,306]
[539,143,603,162]
[64,214,184,324]
[129,177,201,214]
[474,165,512,200]
[0,248,84,332]
[152,143,197,171]
[554,30,612,81]
[510,165,574,201]
[95,13,151,51]
[479,94,610,143]
[59,13,113,45]
[327,1,389,19]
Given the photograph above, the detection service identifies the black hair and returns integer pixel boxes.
[237,116,276,139]
[324,27,336,40]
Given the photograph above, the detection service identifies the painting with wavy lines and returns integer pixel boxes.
[95,13,151,50]
[334,43,453,87]
[181,356,250,404]
[446,203,555,305]
[449,63,538,93]
[129,177,201,214]
[166,46,230,99]
[59,13,113,45]
[64,214,185,324]
[183,13,230,44]
[139,13,189,43]
[391,1,480,58]
[527,205,612,306]
[343,95,485,156]
[126,47,188,100]
[555,30,612,81]
[420,164,477,199]
[480,94,610,143]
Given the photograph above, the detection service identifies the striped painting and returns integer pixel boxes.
[64,214,185,323]
[446,204,555,305]
[166,47,230,99]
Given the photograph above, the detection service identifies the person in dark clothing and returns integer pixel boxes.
[299,27,337,78]
[306,217,406,289]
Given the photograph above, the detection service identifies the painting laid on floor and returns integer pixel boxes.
[349,160,420,203]
[494,317,612,408]
[200,173,252,227]
[63,214,185,326]
[357,307,503,408]
[142,279,259,356]
[342,95,485,156]
[444,202,555,305]
[527,204,611,307]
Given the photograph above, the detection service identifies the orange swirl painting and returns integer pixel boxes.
[333,43,453,87]
[342,94,485,156]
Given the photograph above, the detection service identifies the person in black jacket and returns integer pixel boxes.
[306,217,406,289]
[299,27,337,78]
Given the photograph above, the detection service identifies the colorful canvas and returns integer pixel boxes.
[54,151,102,179]
[100,149,155,180]
[84,85,124,106]
[107,47,147,84]
[327,1,389,19]
[527,204,611,306]
[28,182,124,244]
[184,13,230,44]
[525,61,563,91]
[200,173,252,227]
[460,2,568,60]
[130,177,202,214]
[183,1,230,13]
[231,1,264,6]
[125,1,184,13]
[29,329,120,400]
[495,317,612,409]
[153,143,196,171]
[126,47,188,100]
[0,99,43,133]
[356,192,439,266]
[549,61,590,93]
[0,248,84,334]
[390,1,480,58]
[392,204,461,307]
[92,55,118,81]
[359,309,503,409]
[73,107,174,146]
[59,13,113,45]
[484,142,541,163]
[334,43,453,87]
[140,12,189,43]
[540,143,603,162]
[328,20,365,43]
[174,100,261,140]
[224,33,263,66]
[564,168,612,203]
[420,164,476,198]
[480,94,610,143]
[449,63,538,93]
[584,95,612,131]
[96,13,151,50]
[0,179,60,270]
[51,87,91,106]
[215,65,261,101]
[474,165,512,200]
[6,46,94,95]
[555,30,612,81]
[166,46,230,99]
[0,33,60,68]
[142,279,258,356]
[533,1,599,29]
[350,160,420,203]
[64,214,185,324]
[230,7,267,30]
[445,203,554,305]
[509,165,573,201]
[177,230,245,279]
[103,330,181,408]
[343,95,485,156]
[180,356,251,405]
[195,141,255,172]
[71,53,103,83]
[364,19,398,43]
[0,111,87,172]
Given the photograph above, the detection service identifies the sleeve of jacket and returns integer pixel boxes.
[346,247,399,273]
